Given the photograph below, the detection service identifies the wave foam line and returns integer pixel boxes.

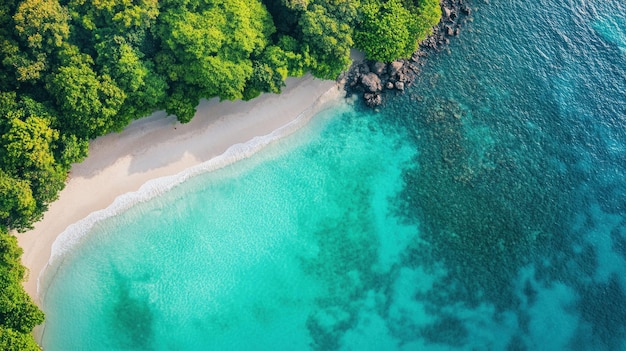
[39,86,344,296]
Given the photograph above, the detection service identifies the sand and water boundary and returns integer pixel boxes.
[18,75,343,306]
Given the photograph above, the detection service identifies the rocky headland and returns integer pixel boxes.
[344,0,473,107]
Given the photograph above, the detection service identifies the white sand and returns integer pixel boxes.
[18,75,342,304]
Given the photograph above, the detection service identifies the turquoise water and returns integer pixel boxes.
[42,0,626,350]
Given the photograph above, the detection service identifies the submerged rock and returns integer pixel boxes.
[364,93,382,107]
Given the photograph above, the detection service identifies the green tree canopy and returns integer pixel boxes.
[0,171,36,231]
[1,114,65,215]
[47,44,127,138]
[354,0,441,62]
[0,92,85,230]
[0,230,44,350]
[298,3,354,78]
[13,0,69,51]
[154,0,275,120]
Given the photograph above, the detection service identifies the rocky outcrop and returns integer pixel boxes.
[344,0,473,107]
[345,59,416,107]
[361,73,382,93]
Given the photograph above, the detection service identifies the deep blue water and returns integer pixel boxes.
[42,0,626,349]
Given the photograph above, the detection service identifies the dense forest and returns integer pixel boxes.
[0,0,440,347]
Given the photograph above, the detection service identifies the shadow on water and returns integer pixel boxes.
[109,268,155,350]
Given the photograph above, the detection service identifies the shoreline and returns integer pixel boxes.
[18,74,342,306]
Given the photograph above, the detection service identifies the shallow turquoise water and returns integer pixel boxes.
[42,0,626,350]
[42,104,423,350]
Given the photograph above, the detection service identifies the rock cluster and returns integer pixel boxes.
[344,60,418,107]
[344,0,473,107]
[422,0,472,50]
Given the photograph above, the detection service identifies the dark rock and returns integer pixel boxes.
[359,63,370,74]
[408,63,420,73]
[361,72,382,93]
[389,60,404,77]
[364,93,382,107]
[349,75,359,87]
[371,61,387,76]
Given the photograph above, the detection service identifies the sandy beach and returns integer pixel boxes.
[18,75,341,305]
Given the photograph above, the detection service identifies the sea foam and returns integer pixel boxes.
[40,86,344,296]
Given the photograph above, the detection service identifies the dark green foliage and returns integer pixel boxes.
[299,3,354,78]
[47,45,127,138]
[0,170,36,232]
[265,0,360,79]
[243,60,287,101]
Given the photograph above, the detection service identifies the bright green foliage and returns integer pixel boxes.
[275,35,311,77]
[13,0,69,51]
[154,0,275,119]
[0,229,44,350]
[2,116,59,175]
[414,0,443,40]
[1,115,65,215]
[56,134,89,170]
[315,0,360,24]
[354,0,441,62]
[0,326,42,351]
[66,0,159,33]
[8,0,69,83]
[355,0,415,62]
[0,92,81,231]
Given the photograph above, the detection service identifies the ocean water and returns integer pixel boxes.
[41,0,626,350]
